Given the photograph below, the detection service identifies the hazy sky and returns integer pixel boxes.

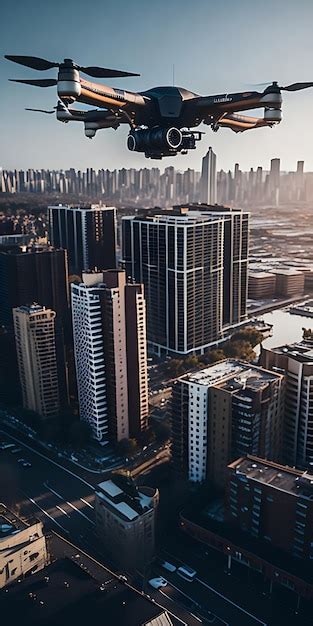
[1,0,313,172]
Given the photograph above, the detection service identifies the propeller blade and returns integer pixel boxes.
[282,82,313,92]
[25,108,55,114]
[80,66,140,78]
[10,78,57,87]
[5,55,58,71]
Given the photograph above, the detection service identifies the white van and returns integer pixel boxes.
[177,564,197,582]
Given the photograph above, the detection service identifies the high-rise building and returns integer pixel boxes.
[71,270,148,444]
[261,336,313,468]
[122,205,249,355]
[0,244,68,328]
[269,158,280,205]
[172,360,284,489]
[13,304,64,418]
[125,283,149,437]
[95,475,159,569]
[48,204,116,275]
[200,147,217,204]
[226,455,313,560]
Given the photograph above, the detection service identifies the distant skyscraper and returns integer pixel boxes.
[172,360,284,489]
[269,158,280,205]
[48,204,116,275]
[0,244,68,328]
[13,305,63,419]
[200,147,217,204]
[71,270,148,444]
[122,205,249,355]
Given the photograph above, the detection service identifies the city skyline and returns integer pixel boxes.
[2,0,313,171]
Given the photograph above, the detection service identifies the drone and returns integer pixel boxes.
[5,55,313,160]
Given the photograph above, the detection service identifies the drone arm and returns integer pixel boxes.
[217,113,276,133]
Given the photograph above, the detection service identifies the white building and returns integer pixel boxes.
[200,147,217,205]
[0,505,48,588]
[71,281,109,443]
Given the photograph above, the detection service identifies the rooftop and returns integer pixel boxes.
[0,556,171,626]
[0,505,26,539]
[266,340,313,363]
[229,455,313,498]
[180,359,281,391]
[96,476,157,523]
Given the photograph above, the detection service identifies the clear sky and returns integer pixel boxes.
[1,0,313,172]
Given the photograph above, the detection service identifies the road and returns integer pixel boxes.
[0,428,199,626]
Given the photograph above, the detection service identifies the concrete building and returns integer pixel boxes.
[172,360,284,489]
[48,204,116,275]
[200,147,217,204]
[261,337,313,468]
[226,455,313,560]
[0,504,48,588]
[13,304,64,418]
[122,205,249,355]
[95,475,159,570]
[273,269,304,297]
[71,270,148,444]
[0,243,68,328]
[248,272,276,299]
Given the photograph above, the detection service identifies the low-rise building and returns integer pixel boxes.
[226,455,313,560]
[0,505,48,588]
[95,474,159,570]
[273,269,304,297]
[248,272,276,299]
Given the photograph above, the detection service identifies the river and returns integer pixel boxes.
[256,308,313,353]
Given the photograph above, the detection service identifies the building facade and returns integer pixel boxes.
[226,455,313,560]
[71,270,148,444]
[261,338,313,468]
[48,204,116,275]
[95,475,159,570]
[0,244,68,328]
[13,304,64,418]
[248,272,276,300]
[172,360,284,489]
[122,205,249,356]
[0,505,48,589]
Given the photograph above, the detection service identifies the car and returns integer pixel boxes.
[0,443,16,450]
[17,458,26,463]
[148,577,168,590]
[161,561,176,573]
[22,462,32,468]
[11,448,22,454]
[177,565,197,582]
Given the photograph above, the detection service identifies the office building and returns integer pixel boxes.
[172,360,284,489]
[0,244,68,328]
[200,147,217,204]
[261,338,313,468]
[71,270,148,443]
[273,269,304,297]
[48,204,116,275]
[13,304,64,418]
[248,272,276,299]
[0,504,48,589]
[122,205,249,356]
[95,475,159,569]
[226,456,313,560]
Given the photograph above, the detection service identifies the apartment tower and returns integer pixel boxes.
[13,304,62,418]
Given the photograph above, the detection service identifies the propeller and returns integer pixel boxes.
[10,78,57,87]
[25,107,56,114]
[5,55,140,78]
[248,81,313,92]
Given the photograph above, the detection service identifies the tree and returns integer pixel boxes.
[167,359,185,376]
[116,437,138,457]
[203,349,225,364]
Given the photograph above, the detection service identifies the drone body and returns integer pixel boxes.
[5,55,313,159]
